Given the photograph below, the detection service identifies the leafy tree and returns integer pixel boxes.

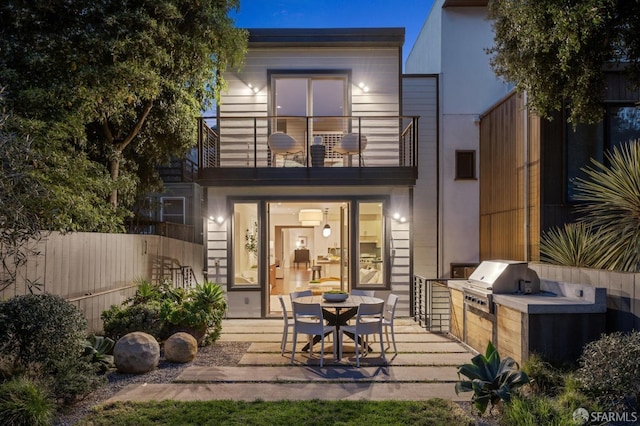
[0,91,48,293]
[488,0,640,125]
[0,0,247,221]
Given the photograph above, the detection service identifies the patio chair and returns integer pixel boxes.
[289,289,312,301]
[291,301,337,367]
[335,133,367,166]
[268,132,304,166]
[382,294,399,353]
[278,295,294,356]
[339,301,385,367]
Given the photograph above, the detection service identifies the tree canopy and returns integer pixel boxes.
[0,0,247,230]
[488,0,640,125]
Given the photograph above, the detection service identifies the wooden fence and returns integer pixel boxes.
[1,232,204,333]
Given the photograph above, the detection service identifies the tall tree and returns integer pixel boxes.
[488,0,640,125]
[0,0,247,220]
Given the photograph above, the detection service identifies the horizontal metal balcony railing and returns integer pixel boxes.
[197,115,419,169]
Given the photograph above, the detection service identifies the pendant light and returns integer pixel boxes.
[322,208,331,238]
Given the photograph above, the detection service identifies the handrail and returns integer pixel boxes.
[198,115,419,169]
[412,275,450,333]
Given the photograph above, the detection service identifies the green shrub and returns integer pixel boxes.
[501,394,575,426]
[576,331,640,412]
[0,377,55,426]
[101,302,163,341]
[47,357,104,405]
[455,341,530,415]
[160,281,227,345]
[521,354,565,397]
[0,293,103,404]
[0,294,87,367]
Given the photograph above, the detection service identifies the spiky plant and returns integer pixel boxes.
[572,140,640,272]
[539,223,610,269]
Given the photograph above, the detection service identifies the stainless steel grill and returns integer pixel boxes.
[458,260,537,313]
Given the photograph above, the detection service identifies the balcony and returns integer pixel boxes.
[197,115,419,186]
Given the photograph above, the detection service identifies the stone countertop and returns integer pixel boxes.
[448,279,607,314]
[492,292,607,314]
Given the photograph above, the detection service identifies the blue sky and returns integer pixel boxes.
[231,0,436,67]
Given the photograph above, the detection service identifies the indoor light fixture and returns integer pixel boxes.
[322,208,331,238]
[298,209,322,226]
[358,82,370,92]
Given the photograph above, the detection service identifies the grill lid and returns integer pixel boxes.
[466,260,534,294]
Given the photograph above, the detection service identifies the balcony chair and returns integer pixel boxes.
[335,133,367,166]
[278,295,294,356]
[339,301,385,367]
[268,132,304,166]
[291,301,337,367]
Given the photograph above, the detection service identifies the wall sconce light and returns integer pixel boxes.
[322,208,331,238]
[358,82,370,92]
[209,215,225,224]
[392,211,407,223]
[247,83,260,94]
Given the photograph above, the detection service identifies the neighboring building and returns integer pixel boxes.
[193,28,439,318]
[407,0,640,266]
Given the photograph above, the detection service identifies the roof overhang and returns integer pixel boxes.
[443,0,488,7]
[247,28,405,48]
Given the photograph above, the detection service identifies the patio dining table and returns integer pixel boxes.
[296,294,383,352]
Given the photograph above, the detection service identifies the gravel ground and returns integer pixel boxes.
[53,340,499,426]
[53,341,251,426]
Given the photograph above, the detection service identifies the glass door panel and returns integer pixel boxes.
[340,204,349,291]
[358,202,385,287]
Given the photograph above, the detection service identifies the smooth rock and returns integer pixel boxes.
[164,332,198,363]
[114,331,160,374]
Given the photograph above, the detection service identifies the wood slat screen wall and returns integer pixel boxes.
[479,92,541,261]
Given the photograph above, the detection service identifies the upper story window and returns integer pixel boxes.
[271,73,348,139]
[566,104,640,202]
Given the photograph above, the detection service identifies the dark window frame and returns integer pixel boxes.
[455,150,476,180]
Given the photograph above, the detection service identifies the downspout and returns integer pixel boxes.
[523,91,529,261]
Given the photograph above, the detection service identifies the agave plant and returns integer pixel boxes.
[83,336,115,374]
[455,341,530,415]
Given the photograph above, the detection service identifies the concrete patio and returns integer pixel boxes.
[106,318,475,403]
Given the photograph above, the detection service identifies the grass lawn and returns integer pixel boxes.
[78,399,475,425]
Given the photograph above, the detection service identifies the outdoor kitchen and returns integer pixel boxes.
[447,260,607,365]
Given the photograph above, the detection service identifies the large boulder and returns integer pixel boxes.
[164,332,198,363]
[114,331,160,374]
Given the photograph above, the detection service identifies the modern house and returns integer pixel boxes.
[191,28,439,318]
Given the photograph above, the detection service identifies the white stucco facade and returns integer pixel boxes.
[406,0,512,276]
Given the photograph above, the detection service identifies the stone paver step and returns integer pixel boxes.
[176,365,460,383]
[105,382,464,404]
